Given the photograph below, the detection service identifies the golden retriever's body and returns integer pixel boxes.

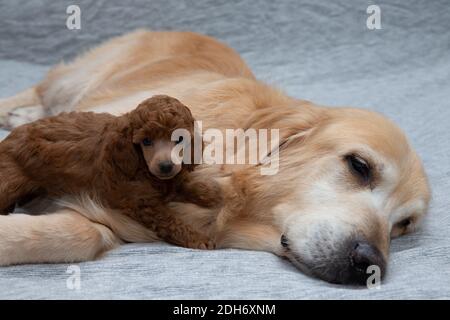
[0,31,430,284]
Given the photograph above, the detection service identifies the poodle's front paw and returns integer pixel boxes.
[190,238,216,250]
[189,181,224,208]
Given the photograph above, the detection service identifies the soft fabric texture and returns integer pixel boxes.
[0,0,449,299]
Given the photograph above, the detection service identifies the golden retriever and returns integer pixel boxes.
[0,30,430,284]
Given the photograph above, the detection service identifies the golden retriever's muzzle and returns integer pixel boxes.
[282,235,386,285]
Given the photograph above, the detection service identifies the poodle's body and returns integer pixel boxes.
[0,95,216,249]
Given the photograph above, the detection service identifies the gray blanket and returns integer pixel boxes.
[0,0,449,299]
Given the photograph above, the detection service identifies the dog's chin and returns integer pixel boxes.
[156,174,176,180]
[153,172,180,180]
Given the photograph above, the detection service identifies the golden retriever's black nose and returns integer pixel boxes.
[348,241,386,284]
[159,161,174,174]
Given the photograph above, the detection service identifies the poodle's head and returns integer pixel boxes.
[129,95,197,179]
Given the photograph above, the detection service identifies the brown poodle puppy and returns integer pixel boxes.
[0,95,221,249]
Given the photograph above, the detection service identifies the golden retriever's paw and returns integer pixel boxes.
[1,106,45,130]
[0,113,9,129]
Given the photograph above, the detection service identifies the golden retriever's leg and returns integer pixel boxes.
[0,87,45,129]
[217,220,283,256]
[0,87,39,112]
[0,209,119,266]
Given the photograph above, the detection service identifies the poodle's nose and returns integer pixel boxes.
[159,161,174,174]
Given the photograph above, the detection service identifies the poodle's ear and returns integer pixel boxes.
[184,161,197,172]
[110,133,140,176]
[185,125,203,172]
[131,128,145,145]
[180,141,197,173]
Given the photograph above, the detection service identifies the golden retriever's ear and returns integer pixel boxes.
[281,127,315,146]
[258,127,316,167]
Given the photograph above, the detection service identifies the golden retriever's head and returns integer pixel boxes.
[267,107,430,284]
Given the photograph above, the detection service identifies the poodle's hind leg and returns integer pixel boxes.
[0,159,37,215]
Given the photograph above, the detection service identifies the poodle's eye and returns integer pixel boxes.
[176,136,184,145]
[142,138,153,146]
[345,154,371,184]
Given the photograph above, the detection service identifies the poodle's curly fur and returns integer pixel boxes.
[0,95,220,249]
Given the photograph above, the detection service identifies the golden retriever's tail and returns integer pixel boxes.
[57,195,159,243]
